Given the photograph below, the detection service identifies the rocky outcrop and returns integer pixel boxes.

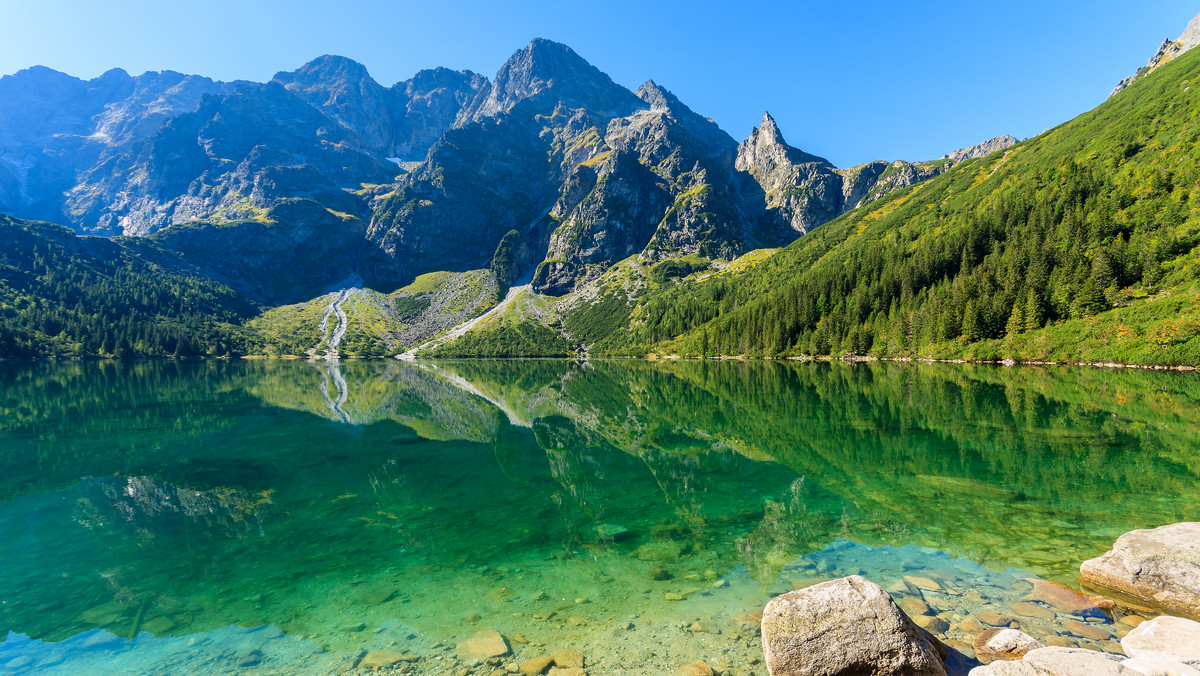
[735,112,843,243]
[1112,12,1200,96]
[761,575,948,676]
[946,135,1019,162]
[1080,522,1200,619]
[1121,616,1200,666]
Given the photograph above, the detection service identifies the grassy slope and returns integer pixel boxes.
[249,270,501,357]
[584,47,1200,366]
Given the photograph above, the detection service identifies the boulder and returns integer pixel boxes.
[1080,523,1200,619]
[1121,616,1200,665]
[761,575,948,676]
[974,628,1044,663]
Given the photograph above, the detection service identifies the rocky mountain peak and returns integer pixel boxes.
[274,54,374,86]
[756,111,785,146]
[1111,11,1200,96]
[467,38,640,121]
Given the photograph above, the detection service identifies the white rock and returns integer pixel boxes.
[1122,656,1200,676]
[1121,616,1200,666]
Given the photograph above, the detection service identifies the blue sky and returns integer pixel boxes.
[1,1,1196,167]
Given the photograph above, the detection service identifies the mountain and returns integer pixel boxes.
[1111,11,1200,96]
[0,38,1023,358]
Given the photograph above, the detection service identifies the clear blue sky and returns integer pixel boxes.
[1,1,1196,167]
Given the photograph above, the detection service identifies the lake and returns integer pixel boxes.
[0,359,1197,674]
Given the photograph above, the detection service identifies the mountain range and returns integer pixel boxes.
[2,16,1198,365]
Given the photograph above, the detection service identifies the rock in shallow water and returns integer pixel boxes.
[761,575,947,676]
[974,628,1044,664]
[1080,522,1200,619]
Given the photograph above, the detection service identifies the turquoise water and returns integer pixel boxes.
[0,359,1197,674]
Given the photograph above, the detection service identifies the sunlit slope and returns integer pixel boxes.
[616,47,1200,364]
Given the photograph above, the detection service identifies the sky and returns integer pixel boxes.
[1,1,1197,167]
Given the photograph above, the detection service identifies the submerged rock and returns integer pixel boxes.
[1120,616,1200,666]
[1025,580,1106,619]
[456,628,510,661]
[761,575,948,676]
[1080,523,1200,619]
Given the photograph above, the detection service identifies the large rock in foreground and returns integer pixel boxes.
[1080,522,1200,619]
[1121,616,1200,666]
[761,575,947,676]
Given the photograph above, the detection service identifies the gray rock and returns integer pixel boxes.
[761,575,947,676]
[1121,616,1200,666]
[1080,522,1200,618]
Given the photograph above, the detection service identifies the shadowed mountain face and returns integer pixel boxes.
[0,39,992,304]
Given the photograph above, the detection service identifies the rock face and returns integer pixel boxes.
[974,628,1044,663]
[735,112,843,242]
[1080,522,1200,619]
[761,575,948,676]
[1120,616,1200,666]
[1112,12,1200,96]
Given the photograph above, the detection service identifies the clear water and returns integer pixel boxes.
[0,359,1197,674]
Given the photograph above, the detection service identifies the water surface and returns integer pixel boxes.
[1,359,1197,674]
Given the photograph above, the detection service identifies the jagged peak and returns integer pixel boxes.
[466,38,639,121]
[757,111,786,146]
[635,79,674,110]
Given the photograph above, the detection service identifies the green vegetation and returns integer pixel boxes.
[246,295,332,356]
[0,215,256,358]
[575,47,1200,365]
[423,322,571,358]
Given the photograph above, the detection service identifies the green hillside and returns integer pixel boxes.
[575,46,1200,365]
[0,215,257,358]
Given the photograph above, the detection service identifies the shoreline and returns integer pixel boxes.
[3,353,1197,372]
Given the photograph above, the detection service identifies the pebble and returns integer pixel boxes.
[679,660,715,676]
[520,656,554,675]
